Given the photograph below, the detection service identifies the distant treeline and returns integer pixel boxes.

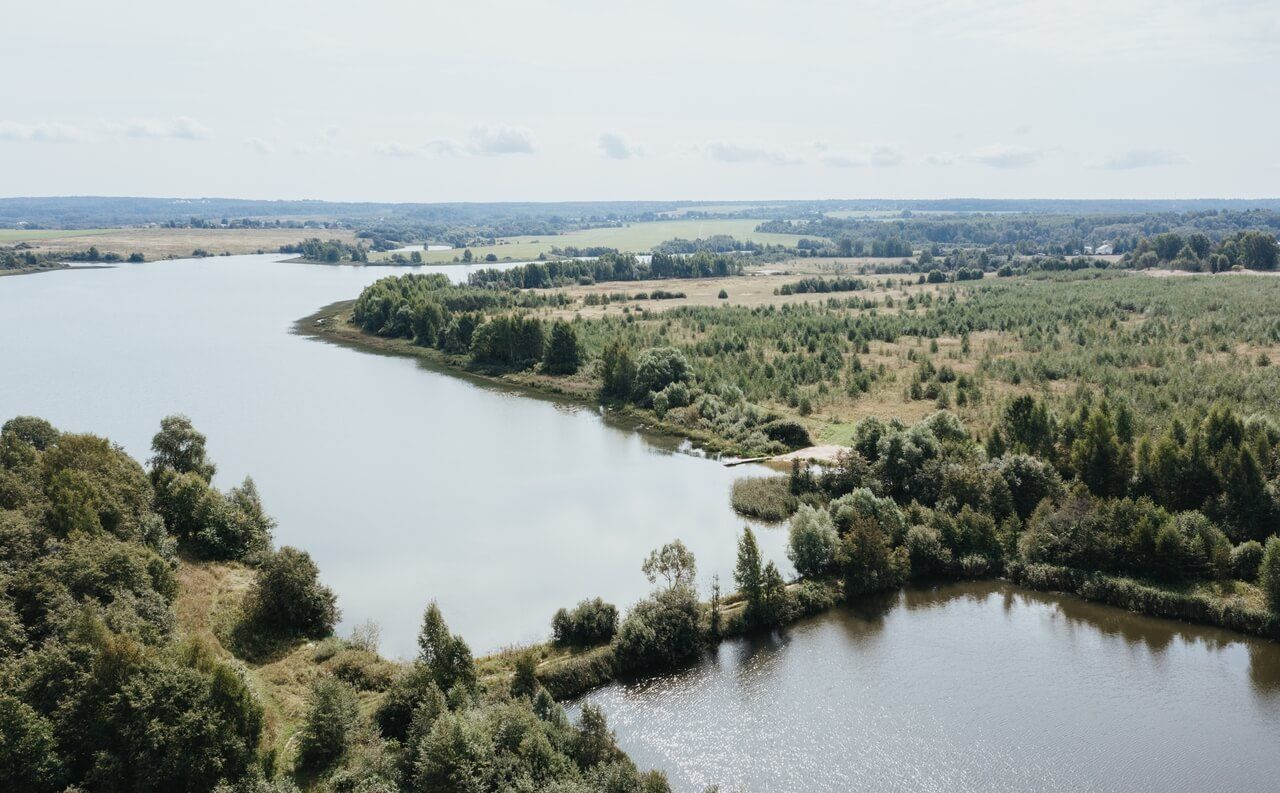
[759,209,1280,258]
[2,246,144,272]
[279,237,368,263]
[464,251,744,289]
[1122,229,1278,271]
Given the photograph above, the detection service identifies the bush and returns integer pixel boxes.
[760,419,812,450]
[1261,536,1280,611]
[787,504,838,578]
[244,547,339,638]
[296,678,360,773]
[717,289,728,299]
[614,586,703,673]
[958,553,990,578]
[1232,540,1265,581]
[730,475,796,521]
[793,579,838,616]
[551,598,618,647]
[328,648,396,691]
[633,347,691,400]
[905,524,952,577]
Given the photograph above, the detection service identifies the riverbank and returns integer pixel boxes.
[520,565,1280,702]
[295,299,757,458]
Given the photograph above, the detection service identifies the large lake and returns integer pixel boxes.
[573,581,1280,793]
[5,256,1280,792]
[0,255,788,657]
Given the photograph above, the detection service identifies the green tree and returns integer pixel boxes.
[1070,410,1131,498]
[1260,536,1280,611]
[787,504,838,578]
[0,693,62,792]
[542,321,582,375]
[417,602,477,695]
[599,340,636,401]
[149,414,216,483]
[296,677,360,773]
[641,540,697,590]
[734,527,762,608]
[839,515,909,597]
[245,547,338,637]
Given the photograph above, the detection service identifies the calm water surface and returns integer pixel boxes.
[0,255,789,656]
[572,581,1280,793]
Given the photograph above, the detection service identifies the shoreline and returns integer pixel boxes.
[294,300,764,460]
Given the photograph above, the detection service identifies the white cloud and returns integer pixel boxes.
[372,141,424,158]
[103,116,212,140]
[598,132,643,160]
[815,143,903,168]
[704,140,802,165]
[468,124,536,155]
[245,137,273,154]
[869,145,904,167]
[964,144,1042,168]
[821,153,865,168]
[1098,148,1189,170]
[923,152,956,166]
[0,121,84,142]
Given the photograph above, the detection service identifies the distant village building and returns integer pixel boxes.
[1085,242,1114,255]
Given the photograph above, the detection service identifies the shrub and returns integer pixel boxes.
[730,476,796,521]
[787,504,838,578]
[614,586,703,673]
[905,524,952,577]
[551,598,618,647]
[958,553,990,578]
[1232,540,1265,581]
[244,547,339,637]
[717,289,728,299]
[296,678,360,773]
[760,419,812,450]
[1261,536,1280,611]
[633,347,691,400]
[793,579,838,616]
[838,515,909,597]
[328,648,396,691]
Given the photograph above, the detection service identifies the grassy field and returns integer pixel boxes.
[370,218,821,263]
[8,227,358,260]
[0,227,118,242]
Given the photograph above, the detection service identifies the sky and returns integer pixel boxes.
[3,0,1278,203]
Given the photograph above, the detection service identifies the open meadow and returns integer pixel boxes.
[369,218,820,262]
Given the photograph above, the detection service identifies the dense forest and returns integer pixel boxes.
[758,210,1280,258]
[0,416,673,793]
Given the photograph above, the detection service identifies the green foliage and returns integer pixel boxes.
[470,314,546,369]
[614,586,703,673]
[0,693,61,792]
[296,677,360,773]
[838,514,909,597]
[1261,537,1280,612]
[149,414,217,483]
[641,540,697,590]
[787,504,838,578]
[551,598,619,647]
[543,321,583,375]
[417,602,477,695]
[244,547,339,638]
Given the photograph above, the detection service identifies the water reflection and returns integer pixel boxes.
[0,255,792,657]
[574,581,1280,793]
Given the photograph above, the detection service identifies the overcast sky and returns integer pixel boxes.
[3,0,1277,202]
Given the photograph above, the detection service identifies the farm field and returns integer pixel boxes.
[370,218,821,262]
[9,227,358,260]
[0,227,118,242]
